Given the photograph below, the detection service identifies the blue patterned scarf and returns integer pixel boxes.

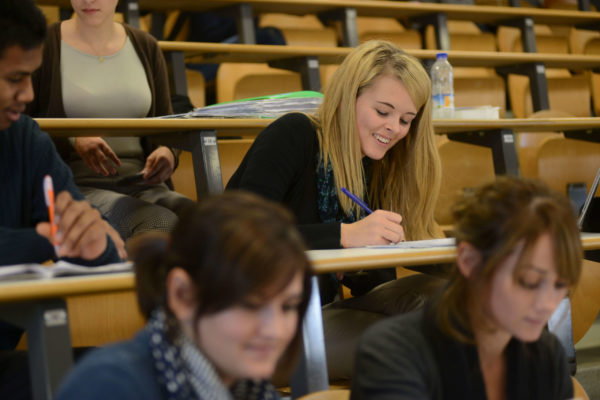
[315,158,368,224]
[147,309,279,400]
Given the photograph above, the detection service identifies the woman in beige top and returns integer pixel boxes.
[28,0,195,241]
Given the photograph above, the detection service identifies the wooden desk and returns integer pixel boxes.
[35,0,600,95]
[34,0,600,114]
[157,42,600,96]
[160,42,600,70]
[36,0,600,27]
[3,234,599,399]
[36,117,600,194]
[0,273,134,400]
[38,117,269,196]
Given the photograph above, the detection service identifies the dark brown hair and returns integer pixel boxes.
[436,176,583,342]
[0,0,46,59]
[133,191,313,370]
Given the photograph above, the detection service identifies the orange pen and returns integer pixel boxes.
[43,174,60,254]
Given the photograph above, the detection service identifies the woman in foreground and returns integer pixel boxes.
[351,176,582,400]
[56,191,313,399]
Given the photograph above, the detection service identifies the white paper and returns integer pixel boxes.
[366,238,455,249]
[0,261,133,281]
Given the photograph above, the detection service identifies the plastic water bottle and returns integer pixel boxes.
[430,52,454,119]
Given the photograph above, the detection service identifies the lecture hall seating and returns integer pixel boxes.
[28,2,600,398]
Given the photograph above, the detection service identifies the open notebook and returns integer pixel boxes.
[0,261,133,281]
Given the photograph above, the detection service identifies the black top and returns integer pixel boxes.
[0,115,118,266]
[227,113,341,250]
[351,306,573,400]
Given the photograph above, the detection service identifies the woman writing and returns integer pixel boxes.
[56,191,313,399]
[27,0,194,240]
[227,40,441,298]
[351,176,582,400]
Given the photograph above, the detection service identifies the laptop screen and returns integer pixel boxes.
[578,166,600,230]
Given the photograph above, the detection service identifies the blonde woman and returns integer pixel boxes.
[352,177,582,400]
[227,40,441,299]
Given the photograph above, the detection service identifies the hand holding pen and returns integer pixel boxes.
[37,176,116,260]
[43,175,60,254]
[341,188,373,214]
[340,187,405,247]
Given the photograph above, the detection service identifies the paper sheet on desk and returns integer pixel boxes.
[367,238,455,249]
[0,261,133,281]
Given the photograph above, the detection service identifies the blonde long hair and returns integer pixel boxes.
[310,40,441,240]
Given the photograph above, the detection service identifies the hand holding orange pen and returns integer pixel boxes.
[43,174,60,255]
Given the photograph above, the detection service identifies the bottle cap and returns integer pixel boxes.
[436,52,448,59]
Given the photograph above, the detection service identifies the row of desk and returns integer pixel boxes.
[35,0,600,111]
[3,234,600,399]
[36,0,600,37]
[156,42,600,101]
[17,2,600,398]
[36,116,600,197]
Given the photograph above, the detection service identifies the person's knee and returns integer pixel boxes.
[130,205,178,235]
[155,195,196,218]
[109,199,179,239]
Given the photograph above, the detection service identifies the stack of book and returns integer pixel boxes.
[164,91,323,119]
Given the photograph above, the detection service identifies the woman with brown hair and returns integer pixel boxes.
[56,191,313,400]
[352,176,583,400]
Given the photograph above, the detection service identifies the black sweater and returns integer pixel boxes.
[227,113,341,249]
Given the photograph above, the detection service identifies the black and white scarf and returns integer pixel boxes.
[147,309,279,400]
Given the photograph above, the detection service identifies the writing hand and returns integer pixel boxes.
[140,146,175,184]
[36,191,109,260]
[340,210,404,248]
[74,137,121,176]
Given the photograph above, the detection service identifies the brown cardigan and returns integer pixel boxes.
[26,22,177,165]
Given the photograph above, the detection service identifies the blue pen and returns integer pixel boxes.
[341,187,373,214]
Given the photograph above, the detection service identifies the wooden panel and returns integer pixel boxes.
[216,63,302,103]
[170,139,255,199]
[186,68,205,108]
[571,260,600,345]
[170,151,197,201]
[161,42,600,70]
[259,13,326,29]
[537,137,600,195]
[281,28,338,47]
[34,0,600,26]
[66,290,145,347]
[435,138,496,226]
[297,389,350,400]
[356,17,421,49]
[17,290,145,349]
[515,109,569,179]
[219,139,254,188]
[454,73,506,117]
[425,21,497,52]
[508,73,591,118]
[570,28,600,54]
[497,25,570,54]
